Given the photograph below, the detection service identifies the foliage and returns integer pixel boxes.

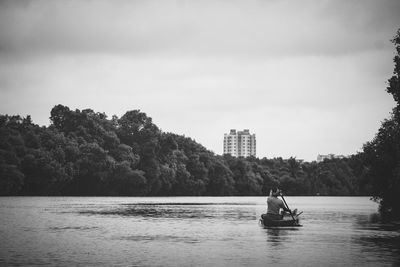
[363,29,400,220]
[0,106,373,197]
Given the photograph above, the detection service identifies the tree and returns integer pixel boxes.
[110,162,146,195]
[206,156,234,196]
[363,29,400,220]
[0,164,24,195]
[72,142,114,195]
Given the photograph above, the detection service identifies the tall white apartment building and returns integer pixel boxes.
[223,129,256,157]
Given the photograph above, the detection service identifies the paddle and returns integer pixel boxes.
[279,191,297,224]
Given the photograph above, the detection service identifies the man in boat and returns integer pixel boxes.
[265,188,291,220]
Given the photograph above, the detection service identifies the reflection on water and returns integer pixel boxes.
[0,197,399,267]
[75,203,258,221]
[265,228,291,244]
[49,226,100,231]
[351,214,400,265]
[118,234,201,243]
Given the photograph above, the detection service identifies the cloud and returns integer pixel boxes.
[1,0,399,59]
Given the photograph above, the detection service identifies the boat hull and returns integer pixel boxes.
[260,214,300,227]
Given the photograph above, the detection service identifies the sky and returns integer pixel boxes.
[0,0,399,161]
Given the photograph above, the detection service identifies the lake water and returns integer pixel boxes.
[0,197,399,266]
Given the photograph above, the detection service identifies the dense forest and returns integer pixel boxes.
[362,29,400,220]
[0,105,371,197]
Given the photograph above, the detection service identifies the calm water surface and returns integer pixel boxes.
[0,197,399,266]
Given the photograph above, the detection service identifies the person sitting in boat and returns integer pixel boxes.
[265,188,291,220]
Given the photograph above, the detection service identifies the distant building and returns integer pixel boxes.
[223,129,256,157]
[317,154,345,162]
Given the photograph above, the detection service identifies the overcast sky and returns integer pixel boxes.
[0,0,399,161]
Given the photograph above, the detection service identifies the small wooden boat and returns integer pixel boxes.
[260,213,302,227]
[262,190,302,227]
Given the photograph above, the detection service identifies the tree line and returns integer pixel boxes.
[0,105,371,197]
